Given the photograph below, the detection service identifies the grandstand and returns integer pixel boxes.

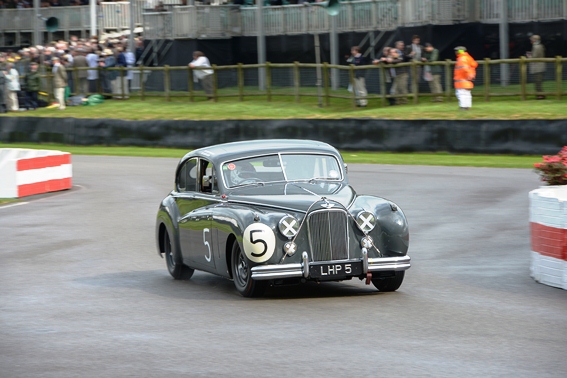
[1,0,567,65]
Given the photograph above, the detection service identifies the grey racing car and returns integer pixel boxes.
[156,139,410,297]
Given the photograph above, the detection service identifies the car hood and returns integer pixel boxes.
[226,182,356,212]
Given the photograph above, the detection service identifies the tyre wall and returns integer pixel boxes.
[529,187,567,290]
[1,117,567,155]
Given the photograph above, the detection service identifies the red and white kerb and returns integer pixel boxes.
[0,149,73,198]
[529,187,567,290]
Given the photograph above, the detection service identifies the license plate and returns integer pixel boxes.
[309,261,362,280]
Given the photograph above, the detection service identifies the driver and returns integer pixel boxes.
[226,161,258,186]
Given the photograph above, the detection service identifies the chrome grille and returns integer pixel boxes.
[307,209,349,261]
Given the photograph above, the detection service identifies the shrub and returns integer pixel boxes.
[534,146,567,185]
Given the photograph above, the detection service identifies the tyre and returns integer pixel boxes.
[231,241,267,297]
[164,229,194,280]
[371,271,405,292]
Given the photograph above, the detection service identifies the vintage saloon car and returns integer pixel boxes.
[156,140,410,297]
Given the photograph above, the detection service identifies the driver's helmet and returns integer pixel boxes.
[227,161,257,186]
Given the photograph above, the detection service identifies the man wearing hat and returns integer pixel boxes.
[453,46,478,110]
[528,35,546,99]
[52,56,68,110]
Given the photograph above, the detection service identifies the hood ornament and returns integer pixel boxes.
[321,197,335,209]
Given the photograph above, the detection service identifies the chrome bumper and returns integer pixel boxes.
[250,251,411,281]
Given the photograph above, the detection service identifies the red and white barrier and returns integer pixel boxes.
[529,186,567,290]
[0,148,72,198]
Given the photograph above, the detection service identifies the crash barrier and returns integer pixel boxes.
[29,57,567,107]
[1,117,567,156]
[0,149,72,198]
[530,186,567,290]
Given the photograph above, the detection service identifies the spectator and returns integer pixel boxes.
[124,46,136,90]
[422,42,443,102]
[86,47,99,93]
[347,45,368,107]
[24,62,41,110]
[189,51,213,100]
[114,46,129,99]
[51,56,67,110]
[453,46,478,110]
[405,35,423,93]
[528,34,546,100]
[100,48,116,96]
[373,46,397,106]
[392,40,409,104]
[4,62,21,111]
[74,48,89,94]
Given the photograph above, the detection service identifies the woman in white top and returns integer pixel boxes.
[4,63,20,111]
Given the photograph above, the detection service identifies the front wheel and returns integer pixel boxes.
[371,271,405,292]
[164,230,194,280]
[231,241,266,297]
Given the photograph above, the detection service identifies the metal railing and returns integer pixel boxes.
[3,1,567,42]
[34,57,567,107]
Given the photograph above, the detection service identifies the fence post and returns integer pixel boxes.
[237,63,244,102]
[188,65,194,102]
[556,56,562,100]
[411,61,418,104]
[164,65,171,102]
[349,64,356,108]
[120,66,125,99]
[97,67,102,94]
[444,59,452,101]
[379,65,387,108]
[72,66,78,96]
[484,58,490,102]
[212,64,218,103]
[266,62,272,102]
[293,61,300,103]
[323,62,330,107]
[140,65,145,101]
[520,56,527,101]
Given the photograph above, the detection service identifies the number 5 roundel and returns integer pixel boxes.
[243,223,276,263]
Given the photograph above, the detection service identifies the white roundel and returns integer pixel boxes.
[243,223,276,263]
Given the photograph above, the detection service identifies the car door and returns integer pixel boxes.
[177,158,218,271]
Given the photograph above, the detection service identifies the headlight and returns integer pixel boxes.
[278,215,299,238]
[356,211,376,233]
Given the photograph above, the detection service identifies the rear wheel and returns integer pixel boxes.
[371,271,405,292]
[164,230,194,280]
[231,241,267,297]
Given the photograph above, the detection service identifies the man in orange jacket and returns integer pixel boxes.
[453,46,478,110]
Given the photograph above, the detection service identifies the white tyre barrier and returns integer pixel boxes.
[529,186,567,290]
[0,148,73,198]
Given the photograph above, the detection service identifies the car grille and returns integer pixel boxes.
[307,209,349,261]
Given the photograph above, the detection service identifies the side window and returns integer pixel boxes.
[200,160,218,194]
[177,158,197,192]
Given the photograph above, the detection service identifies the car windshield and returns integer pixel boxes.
[222,153,342,188]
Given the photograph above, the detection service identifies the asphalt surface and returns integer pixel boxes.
[1,156,566,377]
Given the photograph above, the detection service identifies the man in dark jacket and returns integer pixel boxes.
[347,45,368,107]
[25,62,41,110]
[0,69,6,113]
[421,42,443,102]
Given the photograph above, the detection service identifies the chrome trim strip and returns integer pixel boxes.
[367,255,411,272]
[251,263,304,280]
[362,248,368,273]
[302,251,310,278]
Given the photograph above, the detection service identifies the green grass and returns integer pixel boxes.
[1,94,566,121]
[0,143,541,169]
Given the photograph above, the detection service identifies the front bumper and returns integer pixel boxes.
[250,250,411,281]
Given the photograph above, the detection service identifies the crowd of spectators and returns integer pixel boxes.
[0,35,145,112]
[0,0,90,8]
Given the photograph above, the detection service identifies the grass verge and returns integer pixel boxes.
[0,143,540,168]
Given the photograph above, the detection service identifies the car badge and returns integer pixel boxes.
[321,202,335,209]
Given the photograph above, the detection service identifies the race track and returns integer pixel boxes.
[1,156,566,377]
